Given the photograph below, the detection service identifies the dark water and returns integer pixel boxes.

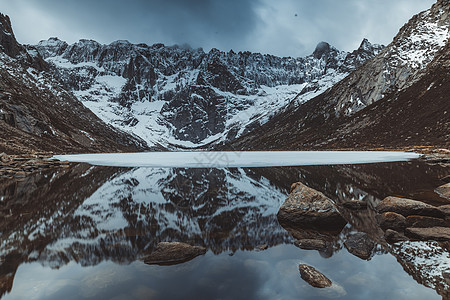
[0,160,449,299]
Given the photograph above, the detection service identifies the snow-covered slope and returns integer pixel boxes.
[325,0,450,117]
[34,38,382,149]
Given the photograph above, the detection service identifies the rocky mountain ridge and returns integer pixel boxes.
[225,0,449,150]
[34,36,383,149]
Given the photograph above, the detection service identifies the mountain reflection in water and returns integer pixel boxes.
[0,160,448,299]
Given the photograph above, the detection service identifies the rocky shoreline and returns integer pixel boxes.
[0,152,70,180]
[278,160,450,296]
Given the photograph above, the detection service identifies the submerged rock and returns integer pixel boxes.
[376,196,444,218]
[299,264,332,288]
[142,242,207,266]
[277,182,346,231]
[344,232,376,260]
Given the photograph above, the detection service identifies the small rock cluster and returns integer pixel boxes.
[278,178,450,291]
[375,196,450,243]
[0,152,69,180]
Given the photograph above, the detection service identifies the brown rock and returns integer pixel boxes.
[405,227,450,241]
[343,232,375,260]
[439,204,450,216]
[376,196,444,218]
[0,153,12,164]
[384,229,408,243]
[341,200,368,210]
[256,244,269,251]
[376,212,406,231]
[299,264,332,288]
[436,183,450,200]
[405,215,448,228]
[142,242,206,266]
[277,182,346,230]
[294,239,327,250]
[14,171,26,178]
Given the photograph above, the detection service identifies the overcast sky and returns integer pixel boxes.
[0,0,436,57]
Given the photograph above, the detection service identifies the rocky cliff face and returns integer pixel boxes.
[329,0,450,116]
[0,14,148,154]
[34,36,382,148]
[0,13,20,58]
[225,0,449,150]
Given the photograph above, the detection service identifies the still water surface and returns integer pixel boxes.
[0,153,448,299]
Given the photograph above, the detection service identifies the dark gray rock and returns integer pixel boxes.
[344,232,376,260]
[299,264,332,288]
[441,175,450,184]
[376,196,444,218]
[142,242,206,265]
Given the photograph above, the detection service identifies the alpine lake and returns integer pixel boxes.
[1,151,449,300]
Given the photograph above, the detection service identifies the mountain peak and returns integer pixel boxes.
[313,41,331,59]
[0,13,20,57]
[358,38,371,50]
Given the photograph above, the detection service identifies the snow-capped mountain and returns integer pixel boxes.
[226,0,449,150]
[34,37,383,149]
[329,0,450,116]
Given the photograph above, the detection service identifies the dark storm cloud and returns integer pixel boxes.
[0,0,436,57]
[0,0,262,52]
[32,0,261,49]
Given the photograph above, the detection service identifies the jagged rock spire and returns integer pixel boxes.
[0,13,20,57]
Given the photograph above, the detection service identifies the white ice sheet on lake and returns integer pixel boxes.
[54,151,420,168]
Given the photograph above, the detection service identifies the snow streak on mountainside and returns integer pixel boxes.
[34,38,382,149]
